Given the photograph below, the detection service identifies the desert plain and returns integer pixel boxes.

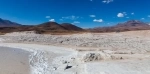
[0,30,150,74]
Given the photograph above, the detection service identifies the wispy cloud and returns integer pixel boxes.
[141,18,145,20]
[102,0,113,4]
[123,12,127,16]
[46,16,50,18]
[93,19,103,22]
[89,15,96,17]
[148,15,150,17]
[131,12,134,15]
[72,21,80,24]
[49,19,55,22]
[62,15,81,20]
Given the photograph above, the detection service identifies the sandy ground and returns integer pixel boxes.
[1,30,150,74]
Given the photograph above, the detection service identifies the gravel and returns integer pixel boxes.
[1,31,150,53]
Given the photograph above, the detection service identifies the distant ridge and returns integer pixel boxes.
[90,20,150,32]
[0,18,150,34]
[115,20,149,28]
[0,18,21,27]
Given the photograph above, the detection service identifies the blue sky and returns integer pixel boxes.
[0,0,150,28]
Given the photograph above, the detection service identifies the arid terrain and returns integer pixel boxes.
[0,30,150,74]
[1,0,150,73]
[1,18,150,74]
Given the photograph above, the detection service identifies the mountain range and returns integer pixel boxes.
[0,18,84,33]
[90,20,150,32]
[0,18,150,33]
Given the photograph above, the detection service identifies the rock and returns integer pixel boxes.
[83,53,103,62]
[71,57,75,59]
[60,41,63,43]
[64,65,72,70]
[62,61,68,64]
[120,57,123,59]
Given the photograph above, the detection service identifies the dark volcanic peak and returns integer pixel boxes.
[0,18,21,27]
[38,22,66,30]
[37,22,83,31]
[38,22,59,26]
[61,23,83,31]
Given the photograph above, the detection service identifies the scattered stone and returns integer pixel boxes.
[120,57,123,59]
[60,41,63,43]
[64,65,72,70]
[83,53,103,62]
[62,61,68,64]
[71,57,75,59]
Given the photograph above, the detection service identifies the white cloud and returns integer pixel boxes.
[49,19,55,22]
[117,13,124,17]
[148,15,150,17]
[72,21,80,24]
[141,18,145,20]
[62,15,80,20]
[46,16,50,18]
[102,0,113,4]
[89,15,96,17]
[131,12,134,15]
[93,19,103,22]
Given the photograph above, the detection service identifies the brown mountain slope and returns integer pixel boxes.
[61,23,83,31]
[37,22,66,30]
[0,18,21,27]
[116,20,149,28]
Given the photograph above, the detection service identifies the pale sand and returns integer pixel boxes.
[0,47,30,74]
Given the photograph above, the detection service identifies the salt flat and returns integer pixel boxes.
[0,47,30,74]
[0,30,150,74]
[0,43,84,74]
